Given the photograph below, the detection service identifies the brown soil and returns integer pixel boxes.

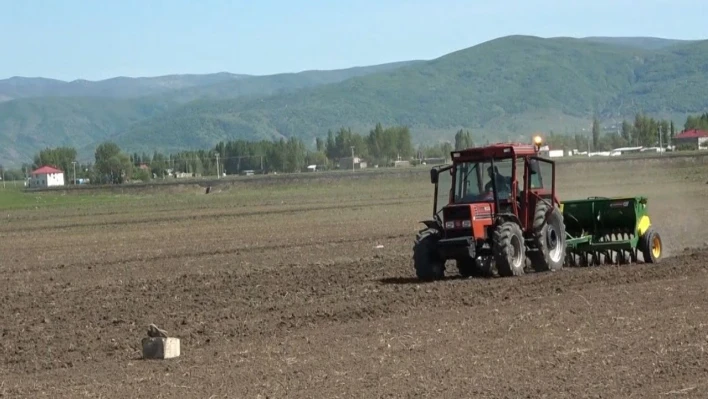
[1,157,708,398]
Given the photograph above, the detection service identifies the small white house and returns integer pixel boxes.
[29,165,65,188]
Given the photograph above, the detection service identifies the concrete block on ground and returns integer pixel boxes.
[142,337,180,359]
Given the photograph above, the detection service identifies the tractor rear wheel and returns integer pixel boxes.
[529,201,566,272]
[639,227,662,263]
[413,229,445,280]
[493,221,526,277]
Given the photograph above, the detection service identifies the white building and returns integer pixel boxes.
[29,166,65,188]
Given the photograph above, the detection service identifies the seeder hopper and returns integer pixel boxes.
[413,136,663,280]
[562,196,662,267]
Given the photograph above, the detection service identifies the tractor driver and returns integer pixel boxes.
[484,165,510,193]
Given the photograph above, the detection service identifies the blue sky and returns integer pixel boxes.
[1,0,705,81]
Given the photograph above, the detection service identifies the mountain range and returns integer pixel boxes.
[0,35,706,167]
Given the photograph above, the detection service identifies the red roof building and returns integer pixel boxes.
[31,165,64,175]
[674,129,708,139]
[28,165,65,188]
[673,129,708,150]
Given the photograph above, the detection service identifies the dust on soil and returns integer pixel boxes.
[1,156,708,398]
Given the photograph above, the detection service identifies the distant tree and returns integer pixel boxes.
[591,117,600,150]
[684,113,708,131]
[659,120,670,146]
[94,142,132,183]
[325,130,336,160]
[574,134,589,152]
[620,120,633,143]
[670,120,675,139]
[1,168,26,181]
[418,142,454,161]
[32,146,77,176]
[284,137,307,172]
[306,150,328,167]
[441,142,453,158]
[324,127,368,161]
[454,129,473,150]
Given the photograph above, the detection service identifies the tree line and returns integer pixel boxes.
[546,113,678,152]
[0,113,702,183]
[1,123,426,183]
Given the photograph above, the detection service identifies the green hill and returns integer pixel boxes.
[0,61,419,103]
[112,35,708,155]
[578,36,697,50]
[150,60,423,103]
[0,61,419,165]
[0,97,173,163]
[0,73,249,101]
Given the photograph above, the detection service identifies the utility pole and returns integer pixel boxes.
[215,153,220,178]
[658,125,663,155]
[350,146,355,172]
[72,161,77,185]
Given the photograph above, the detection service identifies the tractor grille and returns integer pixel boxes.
[443,205,472,239]
[443,205,471,221]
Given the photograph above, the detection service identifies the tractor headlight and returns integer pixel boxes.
[444,220,471,229]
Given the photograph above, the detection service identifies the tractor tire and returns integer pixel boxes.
[529,201,567,272]
[413,229,445,280]
[639,226,662,263]
[493,221,526,277]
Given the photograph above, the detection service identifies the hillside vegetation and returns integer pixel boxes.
[0,97,173,164]
[113,36,708,154]
[150,60,422,104]
[578,36,697,50]
[0,73,249,101]
[0,61,419,165]
[1,35,707,166]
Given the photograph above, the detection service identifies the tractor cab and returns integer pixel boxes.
[429,137,556,238]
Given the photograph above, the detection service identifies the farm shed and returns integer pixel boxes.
[29,166,65,188]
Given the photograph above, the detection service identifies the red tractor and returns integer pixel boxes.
[414,136,567,279]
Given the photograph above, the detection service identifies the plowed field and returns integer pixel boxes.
[1,155,708,398]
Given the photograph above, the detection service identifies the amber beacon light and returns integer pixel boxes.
[533,135,543,150]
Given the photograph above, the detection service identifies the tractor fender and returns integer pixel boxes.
[419,219,441,231]
[494,213,522,227]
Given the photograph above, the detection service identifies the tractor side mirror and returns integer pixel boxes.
[430,168,438,184]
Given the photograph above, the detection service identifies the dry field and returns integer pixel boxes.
[1,155,708,398]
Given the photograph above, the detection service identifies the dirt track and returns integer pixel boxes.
[1,156,708,398]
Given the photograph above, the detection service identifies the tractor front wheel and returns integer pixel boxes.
[413,229,445,280]
[639,227,662,263]
[493,221,526,277]
[529,201,566,272]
